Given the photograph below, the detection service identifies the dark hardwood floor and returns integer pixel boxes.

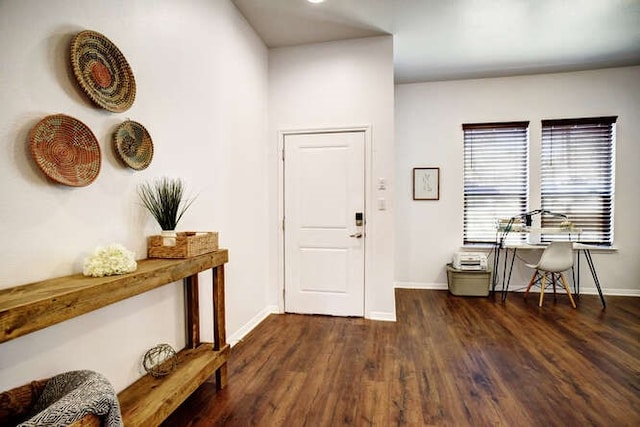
[163,289,640,426]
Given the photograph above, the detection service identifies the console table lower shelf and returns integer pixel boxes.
[119,343,230,425]
[56,344,229,427]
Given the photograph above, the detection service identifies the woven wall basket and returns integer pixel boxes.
[29,114,101,187]
[70,30,136,113]
[113,120,154,170]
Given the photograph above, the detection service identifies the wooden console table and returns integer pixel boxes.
[0,249,229,426]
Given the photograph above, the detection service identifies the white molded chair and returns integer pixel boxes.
[524,241,577,308]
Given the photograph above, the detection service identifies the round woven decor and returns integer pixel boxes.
[29,114,101,187]
[70,30,136,113]
[113,120,153,170]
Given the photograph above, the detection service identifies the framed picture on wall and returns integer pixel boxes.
[413,167,440,200]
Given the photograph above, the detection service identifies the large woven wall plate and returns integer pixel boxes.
[29,114,101,187]
[113,120,154,170]
[70,30,136,113]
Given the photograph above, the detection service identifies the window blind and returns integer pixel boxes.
[463,122,529,244]
[541,117,616,245]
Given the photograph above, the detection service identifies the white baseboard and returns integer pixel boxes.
[394,282,640,297]
[367,311,396,322]
[228,305,279,347]
[395,281,448,290]
[574,288,640,297]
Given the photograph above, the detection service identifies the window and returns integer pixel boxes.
[463,122,529,244]
[541,117,616,245]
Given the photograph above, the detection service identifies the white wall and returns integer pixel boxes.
[395,66,640,295]
[0,0,270,392]
[268,36,396,320]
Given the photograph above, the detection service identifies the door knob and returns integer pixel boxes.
[349,232,363,238]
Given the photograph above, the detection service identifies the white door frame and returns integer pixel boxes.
[278,125,372,316]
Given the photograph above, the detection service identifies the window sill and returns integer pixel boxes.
[461,244,618,252]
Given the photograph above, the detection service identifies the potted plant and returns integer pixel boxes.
[138,177,196,244]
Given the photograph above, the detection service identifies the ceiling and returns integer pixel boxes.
[232,0,640,83]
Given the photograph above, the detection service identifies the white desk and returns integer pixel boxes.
[492,240,606,308]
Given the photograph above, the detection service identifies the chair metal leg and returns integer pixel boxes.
[559,273,577,309]
[524,271,538,300]
[552,273,558,301]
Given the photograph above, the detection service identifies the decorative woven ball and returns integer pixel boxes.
[143,344,178,377]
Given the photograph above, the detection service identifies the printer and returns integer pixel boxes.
[452,252,488,271]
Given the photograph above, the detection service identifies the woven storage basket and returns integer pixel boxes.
[148,232,218,259]
[0,380,99,426]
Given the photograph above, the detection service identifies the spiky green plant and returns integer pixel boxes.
[138,177,196,231]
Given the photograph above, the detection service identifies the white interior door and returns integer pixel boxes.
[284,131,365,316]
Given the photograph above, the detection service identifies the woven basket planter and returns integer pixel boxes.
[148,231,219,259]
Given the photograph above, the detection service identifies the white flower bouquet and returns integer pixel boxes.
[83,244,137,277]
